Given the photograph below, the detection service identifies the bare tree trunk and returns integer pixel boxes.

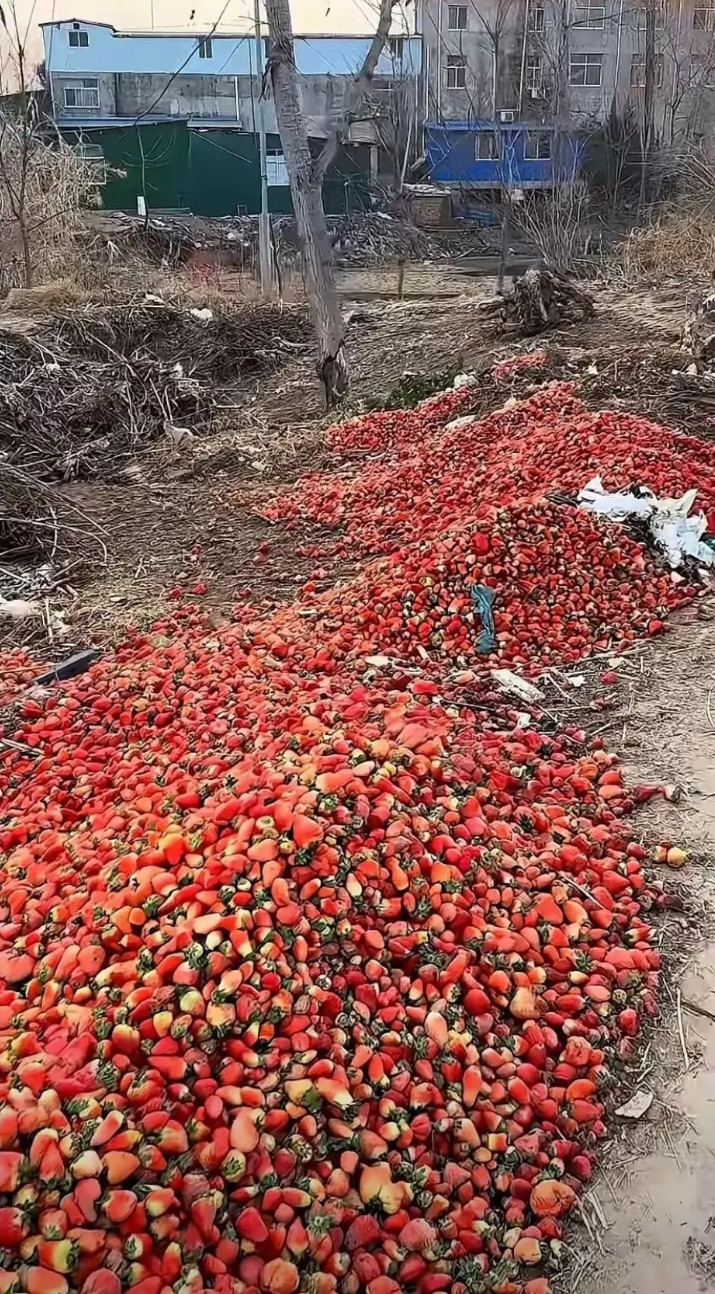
[265,0,347,407]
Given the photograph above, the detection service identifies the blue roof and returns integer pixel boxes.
[426,119,559,132]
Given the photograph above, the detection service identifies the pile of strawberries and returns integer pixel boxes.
[0,377,705,1294]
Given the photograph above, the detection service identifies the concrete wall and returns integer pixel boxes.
[50,68,391,133]
[417,0,715,139]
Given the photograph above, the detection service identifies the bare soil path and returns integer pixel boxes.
[575,615,715,1294]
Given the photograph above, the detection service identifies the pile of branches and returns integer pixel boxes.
[48,301,308,385]
[0,299,308,560]
[482,267,595,336]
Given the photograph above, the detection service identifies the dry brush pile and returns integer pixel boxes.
[0,300,308,561]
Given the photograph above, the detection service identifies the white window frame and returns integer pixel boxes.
[475,130,500,160]
[569,52,603,84]
[68,29,89,47]
[266,149,288,186]
[528,5,545,30]
[448,4,468,28]
[445,54,467,87]
[694,4,715,26]
[694,3,715,27]
[198,37,213,58]
[629,54,664,85]
[573,2,606,27]
[75,141,107,183]
[525,53,542,90]
[636,4,664,25]
[63,78,100,109]
[524,130,551,159]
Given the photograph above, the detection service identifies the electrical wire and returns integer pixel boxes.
[118,0,237,136]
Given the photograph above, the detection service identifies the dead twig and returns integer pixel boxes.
[682,997,715,1024]
[676,987,691,1071]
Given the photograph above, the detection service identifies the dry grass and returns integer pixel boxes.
[616,149,715,283]
[0,115,100,294]
[619,211,715,281]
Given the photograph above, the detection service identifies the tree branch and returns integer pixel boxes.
[311,0,397,185]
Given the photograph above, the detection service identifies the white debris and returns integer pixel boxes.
[364,655,394,668]
[190,307,214,323]
[445,414,477,432]
[0,597,39,619]
[492,669,545,703]
[615,1088,654,1120]
[453,372,477,389]
[165,423,195,445]
[578,474,714,569]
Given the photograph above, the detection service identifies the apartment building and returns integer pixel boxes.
[41,17,421,214]
[417,0,715,188]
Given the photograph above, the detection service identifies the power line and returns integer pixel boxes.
[123,0,237,134]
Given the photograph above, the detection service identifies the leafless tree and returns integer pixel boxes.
[265,0,396,406]
[656,12,715,144]
[371,77,417,189]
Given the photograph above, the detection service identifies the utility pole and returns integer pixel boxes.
[640,0,657,209]
[254,0,274,295]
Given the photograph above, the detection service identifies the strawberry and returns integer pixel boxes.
[236,1206,269,1244]
[345,1215,382,1250]
[0,1208,27,1247]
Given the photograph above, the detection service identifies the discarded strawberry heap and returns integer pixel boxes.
[0,378,707,1294]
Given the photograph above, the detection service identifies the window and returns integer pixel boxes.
[63,78,99,108]
[630,54,664,84]
[569,51,603,84]
[388,36,404,58]
[198,37,213,58]
[573,3,606,27]
[448,4,468,28]
[636,4,664,25]
[525,53,542,89]
[524,130,552,159]
[694,4,715,27]
[266,150,288,186]
[446,53,467,86]
[68,29,89,47]
[476,130,500,159]
[528,5,545,30]
[75,141,106,183]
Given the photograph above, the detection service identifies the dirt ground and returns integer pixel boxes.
[556,613,715,1294]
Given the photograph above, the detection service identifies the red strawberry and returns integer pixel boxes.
[236,1206,269,1244]
[0,1208,26,1247]
[345,1215,382,1250]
